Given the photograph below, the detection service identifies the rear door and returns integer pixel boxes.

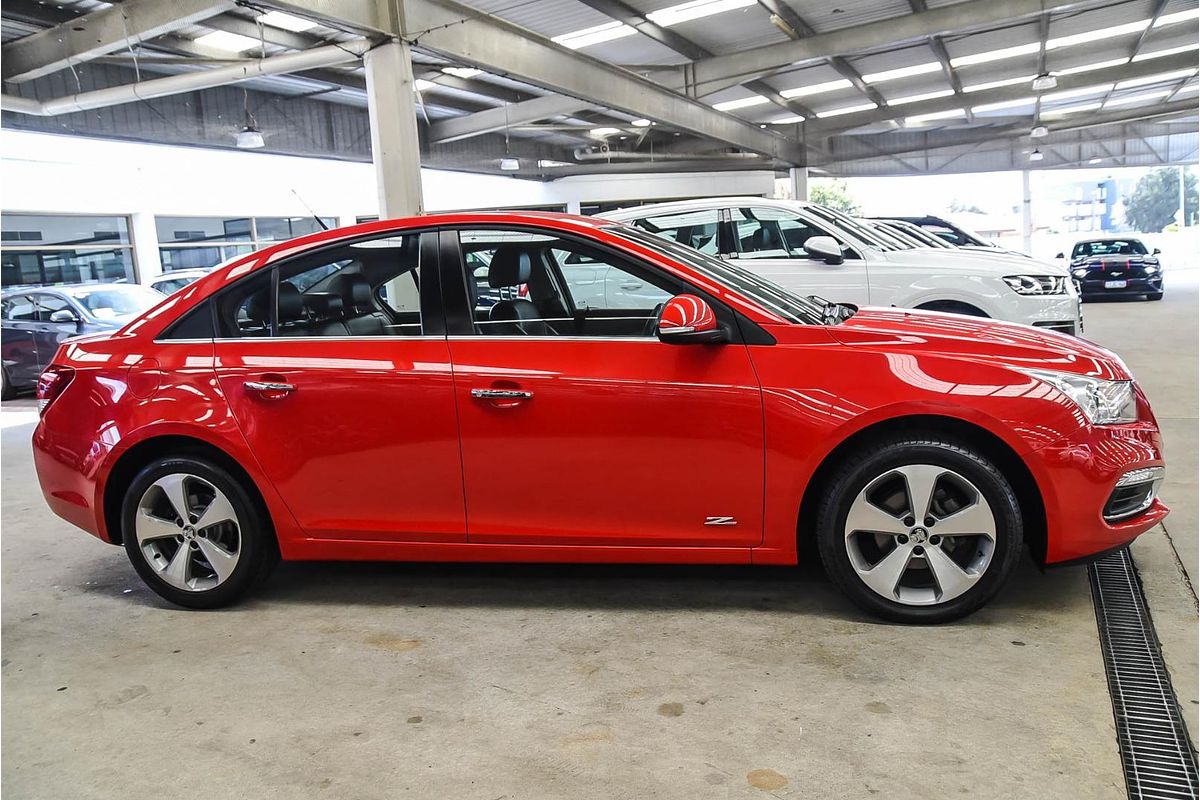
[1,294,40,385]
[212,229,467,543]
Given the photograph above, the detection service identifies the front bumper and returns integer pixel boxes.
[1004,290,1083,336]
[1034,418,1167,565]
[1077,274,1162,298]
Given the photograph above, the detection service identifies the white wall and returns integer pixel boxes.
[1,130,775,282]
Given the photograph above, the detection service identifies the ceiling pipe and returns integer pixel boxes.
[0,40,373,117]
[572,147,763,162]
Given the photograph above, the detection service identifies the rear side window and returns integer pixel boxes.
[216,269,273,338]
[161,300,216,340]
[3,295,36,321]
[629,208,723,255]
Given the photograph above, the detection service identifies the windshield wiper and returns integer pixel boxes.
[810,295,857,325]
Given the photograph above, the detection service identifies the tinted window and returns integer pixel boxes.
[457,228,678,338]
[34,295,71,321]
[2,295,36,321]
[216,269,273,338]
[731,206,828,259]
[629,208,722,255]
[162,300,215,340]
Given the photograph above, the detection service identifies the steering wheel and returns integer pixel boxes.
[643,302,666,337]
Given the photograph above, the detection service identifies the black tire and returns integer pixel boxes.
[122,455,278,609]
[1146,291,1163,301]
[0,368,14,401]
[816,434,1023,624]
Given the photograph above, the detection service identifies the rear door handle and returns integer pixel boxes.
[471,388,532,400]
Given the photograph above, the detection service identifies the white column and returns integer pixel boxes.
[129,212,161,282]
[788,167,809,202]
[364,40,424,218]
[565,200,582,215]
[1179,166,1188,228]
[1021,169,1033,255]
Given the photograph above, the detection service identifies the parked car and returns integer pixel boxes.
[1,283,164,399]
[32,213,1165,623]
[603,199,1081,335]
[148,268,212,296]
[1058,238,1163,301]
[873,215,1032,259]
[870,219,957,250]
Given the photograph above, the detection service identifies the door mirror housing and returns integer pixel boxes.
[1055,252,1065,259]
[1152,247,1161,255]
[49,309,79,324]
[656,294,727,344]
[804,236,845,265]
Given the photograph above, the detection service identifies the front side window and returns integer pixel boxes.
[457,228,677,338]
[34,294,71,321]
[2,294,36,321]
[731,206,830,259]
[214,233,422,338]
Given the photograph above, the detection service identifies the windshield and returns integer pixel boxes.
[805,205,901,251]
[1073,239,1148,257]
[609,225,826,324]
[67,285,163,320]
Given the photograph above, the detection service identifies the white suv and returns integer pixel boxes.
[601,198,1081,335]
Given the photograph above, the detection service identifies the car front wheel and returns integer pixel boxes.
[816,435,1024,624]
[121,456,277,609]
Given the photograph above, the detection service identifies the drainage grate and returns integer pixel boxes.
[1089,547,1199,800]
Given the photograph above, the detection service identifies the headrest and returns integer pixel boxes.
[488,245,532,288]
[245,288,271,325]
[303,291,344,319]
[278,282,304,322]
[329,272,372,308]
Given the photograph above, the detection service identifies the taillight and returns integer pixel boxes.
[36,365,74,416]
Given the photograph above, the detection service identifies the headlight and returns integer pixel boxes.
[1072,268,1088,278]
[1003,275,1069,295]
[1019,368,1137,424]
[1144,263,1160,274]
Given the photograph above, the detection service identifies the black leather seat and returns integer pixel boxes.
[487,245,551,336]
[301,292,349,336]
[329,273,388,336]
[276,282,308,336]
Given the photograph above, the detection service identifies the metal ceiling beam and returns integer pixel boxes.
[754,0,887,110]
[400,0,806,164]
[430,94,593,143]
[202,12,325,51]
[679,0,1118,96]
[252,0,387,37]
[573,0,817,122]
[2,0,236,83]
[905,0,969,121]
[807,51,1199,134]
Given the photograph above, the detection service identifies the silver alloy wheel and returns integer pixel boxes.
[135,473,241,592]
[844,464,996,606]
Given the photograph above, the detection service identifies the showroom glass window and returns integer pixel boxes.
[0,214,135,288]
[457,228,674,337]
[212,234,421,338]
[156,216,336,272]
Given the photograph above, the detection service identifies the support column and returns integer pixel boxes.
[1021,169,1033,255]
[1179,166,1187,228]
[788,167,808,202]
[364,40,423,218]
[129,212,162,282]
[565,200,582,215]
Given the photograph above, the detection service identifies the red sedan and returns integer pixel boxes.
[31,212,1167,622]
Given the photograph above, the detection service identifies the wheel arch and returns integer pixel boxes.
[101,435,273,546]
[796,414,1047,565]
[914,299,990,317]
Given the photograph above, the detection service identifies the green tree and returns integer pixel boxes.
[809,179,861,215]
[1123,166,1198,232]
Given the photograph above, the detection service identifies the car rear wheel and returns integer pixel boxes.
[0,367,13,400]
[816,435,1023,623]
[121,456,277,609]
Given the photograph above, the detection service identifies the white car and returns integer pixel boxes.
[601,198,1080,335]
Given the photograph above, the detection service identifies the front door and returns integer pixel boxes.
[443,226,764,548]
[1,293,41,385]
[213,230,466,542]
[725,205,872,306]
[31,294,82,373]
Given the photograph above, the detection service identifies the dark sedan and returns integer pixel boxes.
[1,283,164,399]
[1058,238,1163,301]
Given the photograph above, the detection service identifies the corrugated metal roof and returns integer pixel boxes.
[795,0,916,35]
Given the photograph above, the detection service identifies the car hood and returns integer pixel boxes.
[823,306,1128,380]
[880,248,1068,276]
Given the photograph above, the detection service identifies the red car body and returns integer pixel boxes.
[32,212,1166,578]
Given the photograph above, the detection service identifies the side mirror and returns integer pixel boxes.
[1153,247,1161,255]
[49,309,79,324]
[1055,252,1065,259]
[804,236,845,265]
[656,294,727,344]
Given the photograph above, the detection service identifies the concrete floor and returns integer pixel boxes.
[3,275,1196,800]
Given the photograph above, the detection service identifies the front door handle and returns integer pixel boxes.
[471,388,532,400]
[244,380,295,399]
